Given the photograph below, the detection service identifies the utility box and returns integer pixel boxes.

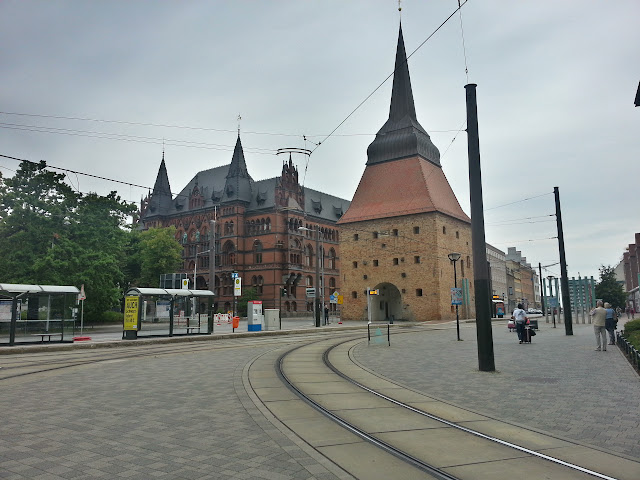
[264,309,279,331]
[247,301,263,332]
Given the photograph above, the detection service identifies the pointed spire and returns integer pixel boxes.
[366,25,440,166]
[223,135,253,203]
[145,152,172,216]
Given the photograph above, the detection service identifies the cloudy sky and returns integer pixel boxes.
[1,1,638,281]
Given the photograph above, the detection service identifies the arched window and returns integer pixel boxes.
[327,248,336,270]
[304,244,313,267]
[265,217,271,232]
[291,301,297,312]
[251,275,257,287]
[222,241,236,266]
[254,240,263,264]
[306,275,313,286]
[285,301,290,312]
[329,277,336,295]
[257,275,264,294]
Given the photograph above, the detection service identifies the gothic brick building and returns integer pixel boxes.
[140,138,350,315]
[338,25,475,322]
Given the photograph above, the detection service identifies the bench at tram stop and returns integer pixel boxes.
[31,332,63,343]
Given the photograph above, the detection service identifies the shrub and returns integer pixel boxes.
[98,311,124,324]
[623,319,640,334]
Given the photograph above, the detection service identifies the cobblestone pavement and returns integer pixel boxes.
[353,319,640,461]
[0,340,343,479]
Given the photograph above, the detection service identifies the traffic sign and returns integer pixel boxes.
[337,295,343,305]
[329,293,337,304]
[306,287,316,298]
[234,277,242,296]
[182,278,189,290]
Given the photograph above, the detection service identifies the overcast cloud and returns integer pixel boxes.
[1,0,638,281]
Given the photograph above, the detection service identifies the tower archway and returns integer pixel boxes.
[370,282,402,322]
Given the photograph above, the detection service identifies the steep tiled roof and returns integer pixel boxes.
[337,156,469,224]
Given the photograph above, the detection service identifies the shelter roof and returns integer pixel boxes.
[125,287,214,297]
[0,284,80,296]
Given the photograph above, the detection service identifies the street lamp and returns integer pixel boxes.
[448,252,462,341]
[299,225,321,327]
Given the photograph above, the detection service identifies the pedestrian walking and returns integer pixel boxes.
[590,300,607,351]
[605,302,617,345]
[626,306,630,319]
[511,303,529,344]
[324,306,329,325]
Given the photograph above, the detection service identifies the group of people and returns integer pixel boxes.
[590,301,619,351]
[511,301,622,351]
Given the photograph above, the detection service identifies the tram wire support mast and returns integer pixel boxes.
[554,186,573,335]
[465,83,495,372]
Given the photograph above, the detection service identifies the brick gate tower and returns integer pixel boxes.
[338,25,475,322]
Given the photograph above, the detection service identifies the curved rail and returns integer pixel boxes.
[276,342,458,480]
[275,335,621,480]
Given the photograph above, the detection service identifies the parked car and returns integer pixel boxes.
[527,308,543,315]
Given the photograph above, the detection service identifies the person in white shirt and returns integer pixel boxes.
[511,303,529,344]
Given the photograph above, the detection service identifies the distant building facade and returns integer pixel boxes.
[337,26,474,322]
[486,244,507,301]
[139,143,350,315]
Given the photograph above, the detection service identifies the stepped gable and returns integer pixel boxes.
[339,24,469,225]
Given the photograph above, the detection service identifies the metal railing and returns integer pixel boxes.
[616,331,640,374]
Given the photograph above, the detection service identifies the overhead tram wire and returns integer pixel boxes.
[0,122,277,155]
[485,191,554,212]
[0,153,187,202]
[300,0,469,178]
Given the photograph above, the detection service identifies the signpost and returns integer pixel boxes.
[78,284,86,334]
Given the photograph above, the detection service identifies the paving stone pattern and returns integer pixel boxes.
[353,321,640,460]
[0,345,341,479]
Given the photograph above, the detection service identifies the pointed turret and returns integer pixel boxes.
[223,135,253,203]
[366,25,440,166]
[145,152,173,216]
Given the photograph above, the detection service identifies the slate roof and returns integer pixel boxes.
[143,147,349,223]
[366,24,440,167]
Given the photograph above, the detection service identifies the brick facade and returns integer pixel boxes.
[339,213,474,321]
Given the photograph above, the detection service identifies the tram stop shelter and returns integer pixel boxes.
[0,283,80,346]
[123,287,215,340]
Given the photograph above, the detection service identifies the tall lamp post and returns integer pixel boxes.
[448,252,462,341]
[299,225,321,327]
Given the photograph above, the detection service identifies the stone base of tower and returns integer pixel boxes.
[339,212,475,322]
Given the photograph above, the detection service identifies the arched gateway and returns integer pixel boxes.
[369,282,402,322]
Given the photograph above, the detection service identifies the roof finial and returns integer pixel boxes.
[237,114,242,136]
[398,0,402,20]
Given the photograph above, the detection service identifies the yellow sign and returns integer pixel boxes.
[337,295,343,305]
[368,290,379,296]
[124,296,139,331]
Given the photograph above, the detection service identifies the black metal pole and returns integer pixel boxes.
[554,187,573,335]
[315,226,321,328]
[465,83,495,372]
[454,261,460,341]
[538,263,545,313]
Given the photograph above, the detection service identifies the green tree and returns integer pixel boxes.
[237,287,260,316]
[136,227,183,287]
[0,161,136,320]
[594,265,626,309]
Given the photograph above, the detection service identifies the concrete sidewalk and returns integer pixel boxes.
[354,318,640,462]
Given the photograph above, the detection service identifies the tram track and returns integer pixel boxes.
[263,333,632,480]
[0,332,332,381]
